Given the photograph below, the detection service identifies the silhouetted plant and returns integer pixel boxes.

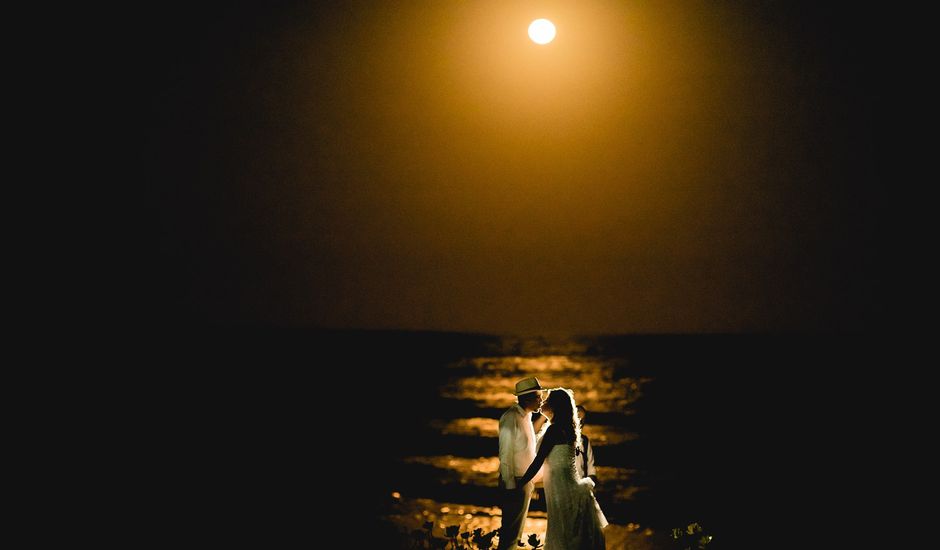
[444,525,460,548]
[670,522,713,550]
[423,521,435,548]
[416,521,448,549]
[405,522,502,550]
[410,528,427,549]
[525,533,543,548]
[470,527,498,549]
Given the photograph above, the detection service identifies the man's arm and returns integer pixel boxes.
[498,413,516,489]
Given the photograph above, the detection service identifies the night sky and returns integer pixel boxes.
[141,1,887,334]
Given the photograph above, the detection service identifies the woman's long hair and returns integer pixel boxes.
[547,388,582,452]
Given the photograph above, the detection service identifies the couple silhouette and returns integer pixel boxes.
[497,377,607,550]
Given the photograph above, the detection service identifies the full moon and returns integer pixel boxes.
[528,19,556,45]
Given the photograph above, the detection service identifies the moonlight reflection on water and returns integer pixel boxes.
[441,355,648,411]
[382,335,664,548]
[429,417,638,445]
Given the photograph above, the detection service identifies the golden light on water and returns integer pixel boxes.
[429,417,637,444]
[594,466,644,503]
[441,355,648,411]
[402,455,640,503]
[577,426,637,446]
[387,496,545,546]
[389,340,653,545]
[388,495,650,549]
[431,417,499,437]
[404,455,500,484]
[528,18,556,44]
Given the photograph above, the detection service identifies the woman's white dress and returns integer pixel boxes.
[541,443,608,550]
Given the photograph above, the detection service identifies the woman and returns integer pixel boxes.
[518,388,608,549]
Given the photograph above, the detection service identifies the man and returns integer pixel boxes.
[497,377,548,550]
[575,405,598,484]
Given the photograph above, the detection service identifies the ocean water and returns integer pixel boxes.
[157,329,881,548]
[346,332,804,546]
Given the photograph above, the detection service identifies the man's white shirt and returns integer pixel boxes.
[575,436,597,480]
[498,404,548,489]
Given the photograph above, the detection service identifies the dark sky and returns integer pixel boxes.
[141,1,888,334]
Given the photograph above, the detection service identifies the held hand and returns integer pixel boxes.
[516,476,534,492]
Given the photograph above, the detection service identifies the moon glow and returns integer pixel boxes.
[528,19,556,45]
